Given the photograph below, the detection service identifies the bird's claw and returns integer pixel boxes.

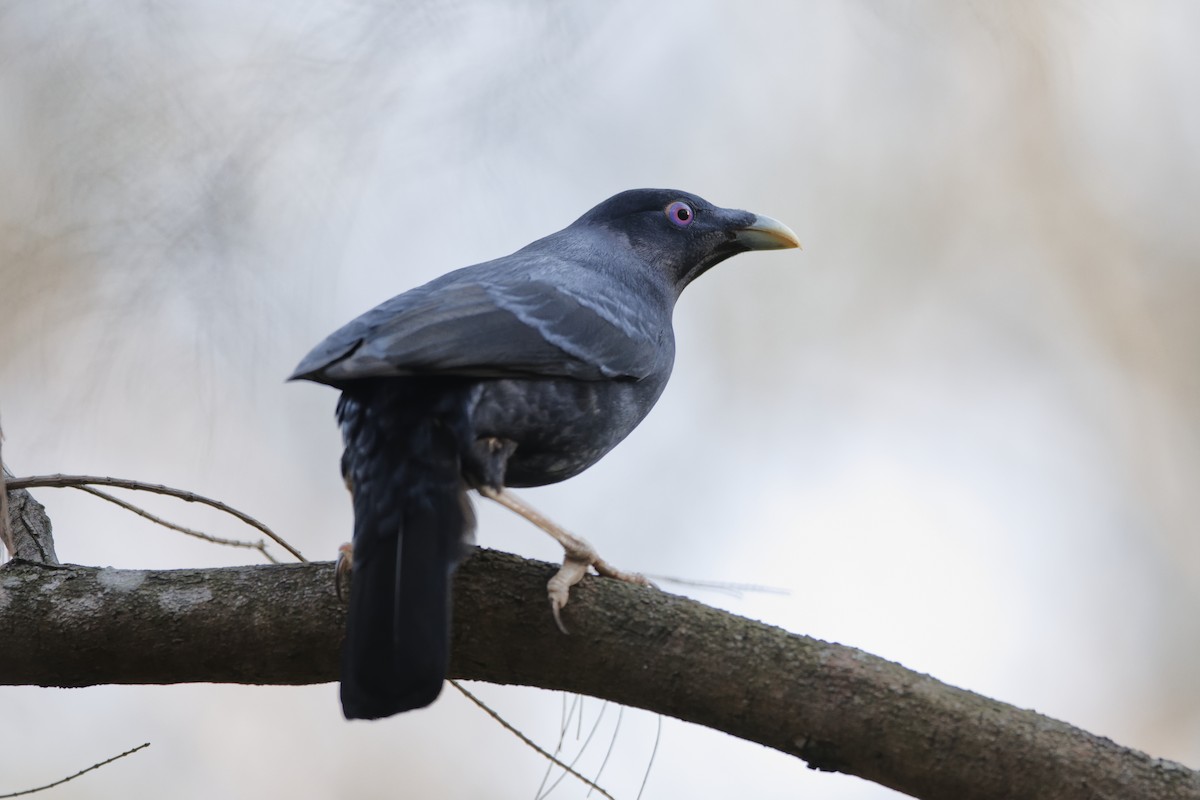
[547,557,587,634]
[547,538,655,634]
[335,542,353,602]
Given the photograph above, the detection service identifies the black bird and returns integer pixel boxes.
[291,188,799,720]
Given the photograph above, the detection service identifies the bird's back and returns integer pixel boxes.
[291,230,678,389]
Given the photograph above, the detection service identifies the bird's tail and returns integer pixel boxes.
[336,381,471,720]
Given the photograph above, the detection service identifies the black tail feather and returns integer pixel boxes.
[337,382,469,720]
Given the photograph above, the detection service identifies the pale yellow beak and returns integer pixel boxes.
[735,213,802,251]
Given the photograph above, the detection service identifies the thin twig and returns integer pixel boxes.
[76,486,278,563]
[636,716,662,800]
[6,474,305,562]
[643,574,790,598]
[587,706,624,799]
[537,701,609,800]
[537,693,581,798]
[0,742,150,798]
[449,681,615,800]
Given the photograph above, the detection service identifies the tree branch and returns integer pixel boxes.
[5,474,305,562]
[1,488,58,565]
[0,549,1195,800]
[1,428,58,565]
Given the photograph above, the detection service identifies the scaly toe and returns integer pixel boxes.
[593,558,657,589]
[547,558,589,634]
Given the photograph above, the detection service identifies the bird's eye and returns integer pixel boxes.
[665,201,694,228]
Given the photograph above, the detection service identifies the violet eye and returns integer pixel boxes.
[665,200,694,228]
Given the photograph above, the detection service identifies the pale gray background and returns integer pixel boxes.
[2,2,1198,798]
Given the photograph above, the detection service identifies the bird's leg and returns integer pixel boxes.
[477,486,654,633]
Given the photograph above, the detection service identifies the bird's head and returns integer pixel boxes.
[571,188,800,294]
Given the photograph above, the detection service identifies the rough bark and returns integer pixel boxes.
[0,550,1196,800]
[2,486,60,565]
[2,427,59,563]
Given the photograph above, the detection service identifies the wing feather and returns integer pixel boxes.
[290,276,663,385]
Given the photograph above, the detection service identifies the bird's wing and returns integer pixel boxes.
[291,277,664,385]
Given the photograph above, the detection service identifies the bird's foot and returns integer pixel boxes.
[547,534,655,633]
[479,486,655,633]
[335,542,353,602]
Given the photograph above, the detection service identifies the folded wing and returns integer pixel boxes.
[291,275,663,385]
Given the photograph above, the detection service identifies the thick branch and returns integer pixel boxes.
[0,550,1195,800]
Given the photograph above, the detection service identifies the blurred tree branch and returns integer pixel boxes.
[1,542,1196,800]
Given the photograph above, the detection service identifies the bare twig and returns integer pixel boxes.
[537,693,582,798]
[449,681,615,800]
[0,742,150,798]
[587,706,623,799]
[76,486,279,563]
[5,474,305,562]
[537,701,609,800]
[636,716,661,800]
[644,574,790,598]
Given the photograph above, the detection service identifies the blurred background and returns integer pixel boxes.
[2,1,1198,797]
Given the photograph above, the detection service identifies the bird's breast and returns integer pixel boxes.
[468,374,670,488]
